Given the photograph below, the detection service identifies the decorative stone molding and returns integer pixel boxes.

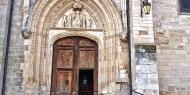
[119,11,128,42]
[21,0,36,39]
[21,30,32,39]
[119,32,128,42]
[73,0,83,11]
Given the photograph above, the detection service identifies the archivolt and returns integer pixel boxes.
[49,31,103,48]
[29,0,122,34]
[26,0,122,86]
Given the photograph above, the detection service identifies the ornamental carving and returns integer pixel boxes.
[57,50,73,68]
[79,51,95,68]
[22,0,37,39]
[56,0,96,29]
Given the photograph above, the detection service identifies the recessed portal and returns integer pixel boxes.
[79,70,94,95]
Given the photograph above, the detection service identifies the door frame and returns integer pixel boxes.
[78,69,94,95]
[51,36,98,95]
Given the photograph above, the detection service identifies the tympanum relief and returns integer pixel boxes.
[56,0,96,29]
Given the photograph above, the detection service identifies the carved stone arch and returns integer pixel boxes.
[49,32,103,48]
[42,0,107,31]
[29,0,122,34]
[25,0,123,94]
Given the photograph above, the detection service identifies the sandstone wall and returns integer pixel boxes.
[153,0,190,95]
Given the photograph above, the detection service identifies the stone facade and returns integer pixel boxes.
[1,0,129,95]
[153,0,190,95]
[0,0,190,95]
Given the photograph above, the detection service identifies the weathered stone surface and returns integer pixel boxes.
[153,0,190,94]
[0,0,129,95]
[2,0,25,95]
[155,32,169,45]
[0,0,190,95]
[0,0,9,94]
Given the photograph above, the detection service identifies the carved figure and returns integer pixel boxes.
[60,0,94,29]
[57,51,72,67]
[87,18,92,28]
[67,15,72,28]
[62,15,68,27]
[72,11,81,28]
[62,11,94,29]
[80,51,94,68]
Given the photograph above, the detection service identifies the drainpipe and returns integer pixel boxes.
[2,0,14,94]
[126,0,133,95]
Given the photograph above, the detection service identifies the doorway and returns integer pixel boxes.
[79,70,94,95]
[51,36,98,95]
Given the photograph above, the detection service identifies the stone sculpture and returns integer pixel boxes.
[61,0,94,29]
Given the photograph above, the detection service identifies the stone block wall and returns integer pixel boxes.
[130,0,159,95]
[0,0,9,94]
[135,45,159,95]
[153,0,190,95]
[3,0,25,95]
[131,0,154,44]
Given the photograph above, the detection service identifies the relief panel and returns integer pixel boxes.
[79,38,97,46]
[54,38,75,46]
[56,9,96,29]
[79,51,95,68]
[56,50,73,68]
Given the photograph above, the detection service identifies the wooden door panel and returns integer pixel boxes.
[56,50,73,68]
[79,38,97,46]
[52,37,98,95]
[79,51,95,68]
[54,37,75,46]
[56,70,72,95]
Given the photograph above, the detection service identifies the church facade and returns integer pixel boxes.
[0,0,190,95]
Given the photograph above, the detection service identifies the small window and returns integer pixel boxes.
[180,0,190,13]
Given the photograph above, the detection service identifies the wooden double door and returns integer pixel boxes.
[51,36,98,95]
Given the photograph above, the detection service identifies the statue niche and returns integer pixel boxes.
[56,0,96,29]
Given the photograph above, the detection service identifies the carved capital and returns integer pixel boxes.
[73,0,83,11]
[119,32,128,42]
[22,30,32,39]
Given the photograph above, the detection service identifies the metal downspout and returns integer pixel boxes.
[127,0,133,95]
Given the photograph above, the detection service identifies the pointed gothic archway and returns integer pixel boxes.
[24,0,126,94]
